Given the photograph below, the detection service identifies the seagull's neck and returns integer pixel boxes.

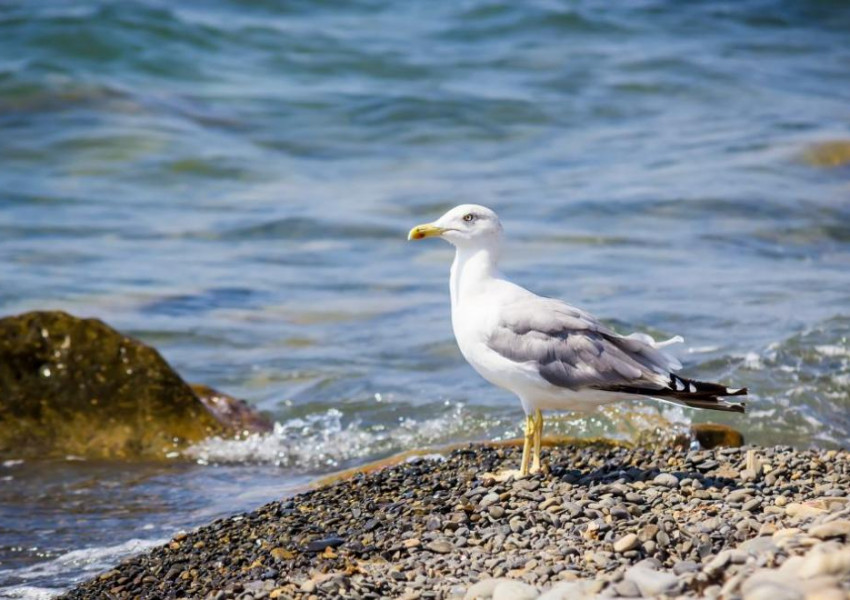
[450,244,500,308]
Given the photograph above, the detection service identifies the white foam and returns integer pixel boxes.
[185,404,473,468]
[815,344,850,358]
[742,351,764,370]
[0,585,60,600]
[0,538,164,599]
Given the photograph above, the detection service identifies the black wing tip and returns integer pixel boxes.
[597,375,749,414]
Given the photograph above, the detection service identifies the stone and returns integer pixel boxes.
[691,423,744,449]
[785,503,826,520]
[673,560,699,575]
[57,443,850,600]
[191,384,272,435]
[426,540,453,554]
[480,493,501,509]
[491,580,538,600]
[0,310,269,459]
[809,521,850,539]
[624,566,680,597]
[740,536,778,555]
[741,571,806,600]
[537,581,596,600]
[613,533,639,553]
[0,311,228,458]
[743,583,804,600]
[304,537,344,552]
[613,579,641,597]
[488,505,505,519]
[465,578,510,600]
[652,473,679,488]
[797,548,850,578]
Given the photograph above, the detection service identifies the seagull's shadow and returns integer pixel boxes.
[547,460,740,490]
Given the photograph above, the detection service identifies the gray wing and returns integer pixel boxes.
[486,297,681,391]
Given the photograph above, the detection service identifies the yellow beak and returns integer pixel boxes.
[407,223,446,241]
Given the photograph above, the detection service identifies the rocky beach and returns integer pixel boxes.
[61,443,850,600]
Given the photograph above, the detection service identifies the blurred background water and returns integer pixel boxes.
[1,0,849,596]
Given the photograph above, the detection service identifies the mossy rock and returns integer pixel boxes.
[0,311,244,459]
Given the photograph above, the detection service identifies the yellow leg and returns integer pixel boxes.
[531,409,544,473]
[519,413,534,476]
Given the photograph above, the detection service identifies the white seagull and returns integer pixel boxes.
[408,204,746,476]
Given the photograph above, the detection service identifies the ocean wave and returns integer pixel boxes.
[0,539,164,599]
[185,400,692,468]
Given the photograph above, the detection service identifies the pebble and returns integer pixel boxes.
[59,444,850,600]
[465,578,509,599]
[613,533,639,553]
[426,540,453,554]
[652,473,679,488]
[303,536,344,552]
[625,566,680,597]
[492,580,538,600]
[809,520,850,539]
[480,493,501,509]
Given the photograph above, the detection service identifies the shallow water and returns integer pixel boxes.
[1,0,849,595]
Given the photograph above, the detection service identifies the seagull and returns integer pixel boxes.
[408,204,746,477]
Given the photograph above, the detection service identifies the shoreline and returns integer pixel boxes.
[60,442,850,600]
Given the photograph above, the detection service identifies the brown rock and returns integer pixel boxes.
[0,310,267,459]
[691,423,744,449]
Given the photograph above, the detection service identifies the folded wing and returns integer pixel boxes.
[486,297,746,413]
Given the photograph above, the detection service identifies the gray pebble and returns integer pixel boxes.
[613,533,639,553]
[492,580,538,600]
[652,473,679,488]
[625,566,680,597]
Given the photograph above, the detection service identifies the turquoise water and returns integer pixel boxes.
[1,0,850,595]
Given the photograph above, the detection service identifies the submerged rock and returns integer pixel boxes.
[0,311,268,459]
[801,140,850,168]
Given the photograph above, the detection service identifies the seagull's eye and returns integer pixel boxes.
[463,213,475,222]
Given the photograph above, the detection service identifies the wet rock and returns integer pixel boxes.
[691,423,744,449]
[191,384,272,434]
[0,311,227,458]
[0,311,270,459]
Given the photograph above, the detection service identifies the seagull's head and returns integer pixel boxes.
[407,204,503,249]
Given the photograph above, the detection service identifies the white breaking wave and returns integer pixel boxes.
[0,538,164,600]
[185,403,481,468]
[185,400,694,468]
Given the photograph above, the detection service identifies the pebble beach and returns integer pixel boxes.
[61,443,850,600]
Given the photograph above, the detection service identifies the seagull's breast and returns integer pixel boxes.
[450,283,540,396]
